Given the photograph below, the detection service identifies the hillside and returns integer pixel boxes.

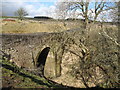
[1,59,67,88]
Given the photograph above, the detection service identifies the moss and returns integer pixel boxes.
[1,59,64,88]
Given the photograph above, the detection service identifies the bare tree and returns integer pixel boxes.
[55,2,69,29]
[56,0,116,28]
[56,2,68,19]
[15,7,28,21]
[109,2,119,22]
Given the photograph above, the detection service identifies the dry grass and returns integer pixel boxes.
[1,19,83,34]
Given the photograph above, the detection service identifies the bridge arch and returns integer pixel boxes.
[36,47,50,67]
[36,47,50,77]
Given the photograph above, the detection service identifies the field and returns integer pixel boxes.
[1,18,84,34]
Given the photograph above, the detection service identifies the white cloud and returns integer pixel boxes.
[2,2,25,16]
[2,1,57,18]
[2,0,57,2]
[56,0,119,2]
[24,4,56,18]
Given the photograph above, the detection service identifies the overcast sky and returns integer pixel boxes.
[2,0,118,21]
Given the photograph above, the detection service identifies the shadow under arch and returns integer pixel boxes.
[36,47,50,77]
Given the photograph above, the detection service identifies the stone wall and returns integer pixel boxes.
[1,30,87,78]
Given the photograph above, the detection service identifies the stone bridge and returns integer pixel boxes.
[1,29,88,78]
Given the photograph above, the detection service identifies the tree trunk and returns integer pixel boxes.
[83,17,89,29]
[93,14,98,24]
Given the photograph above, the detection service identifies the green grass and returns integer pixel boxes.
[1,59,65,88]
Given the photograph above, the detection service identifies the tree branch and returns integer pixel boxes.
[101,29,120,48]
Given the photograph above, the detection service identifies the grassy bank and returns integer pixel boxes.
[1,59,65,88]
